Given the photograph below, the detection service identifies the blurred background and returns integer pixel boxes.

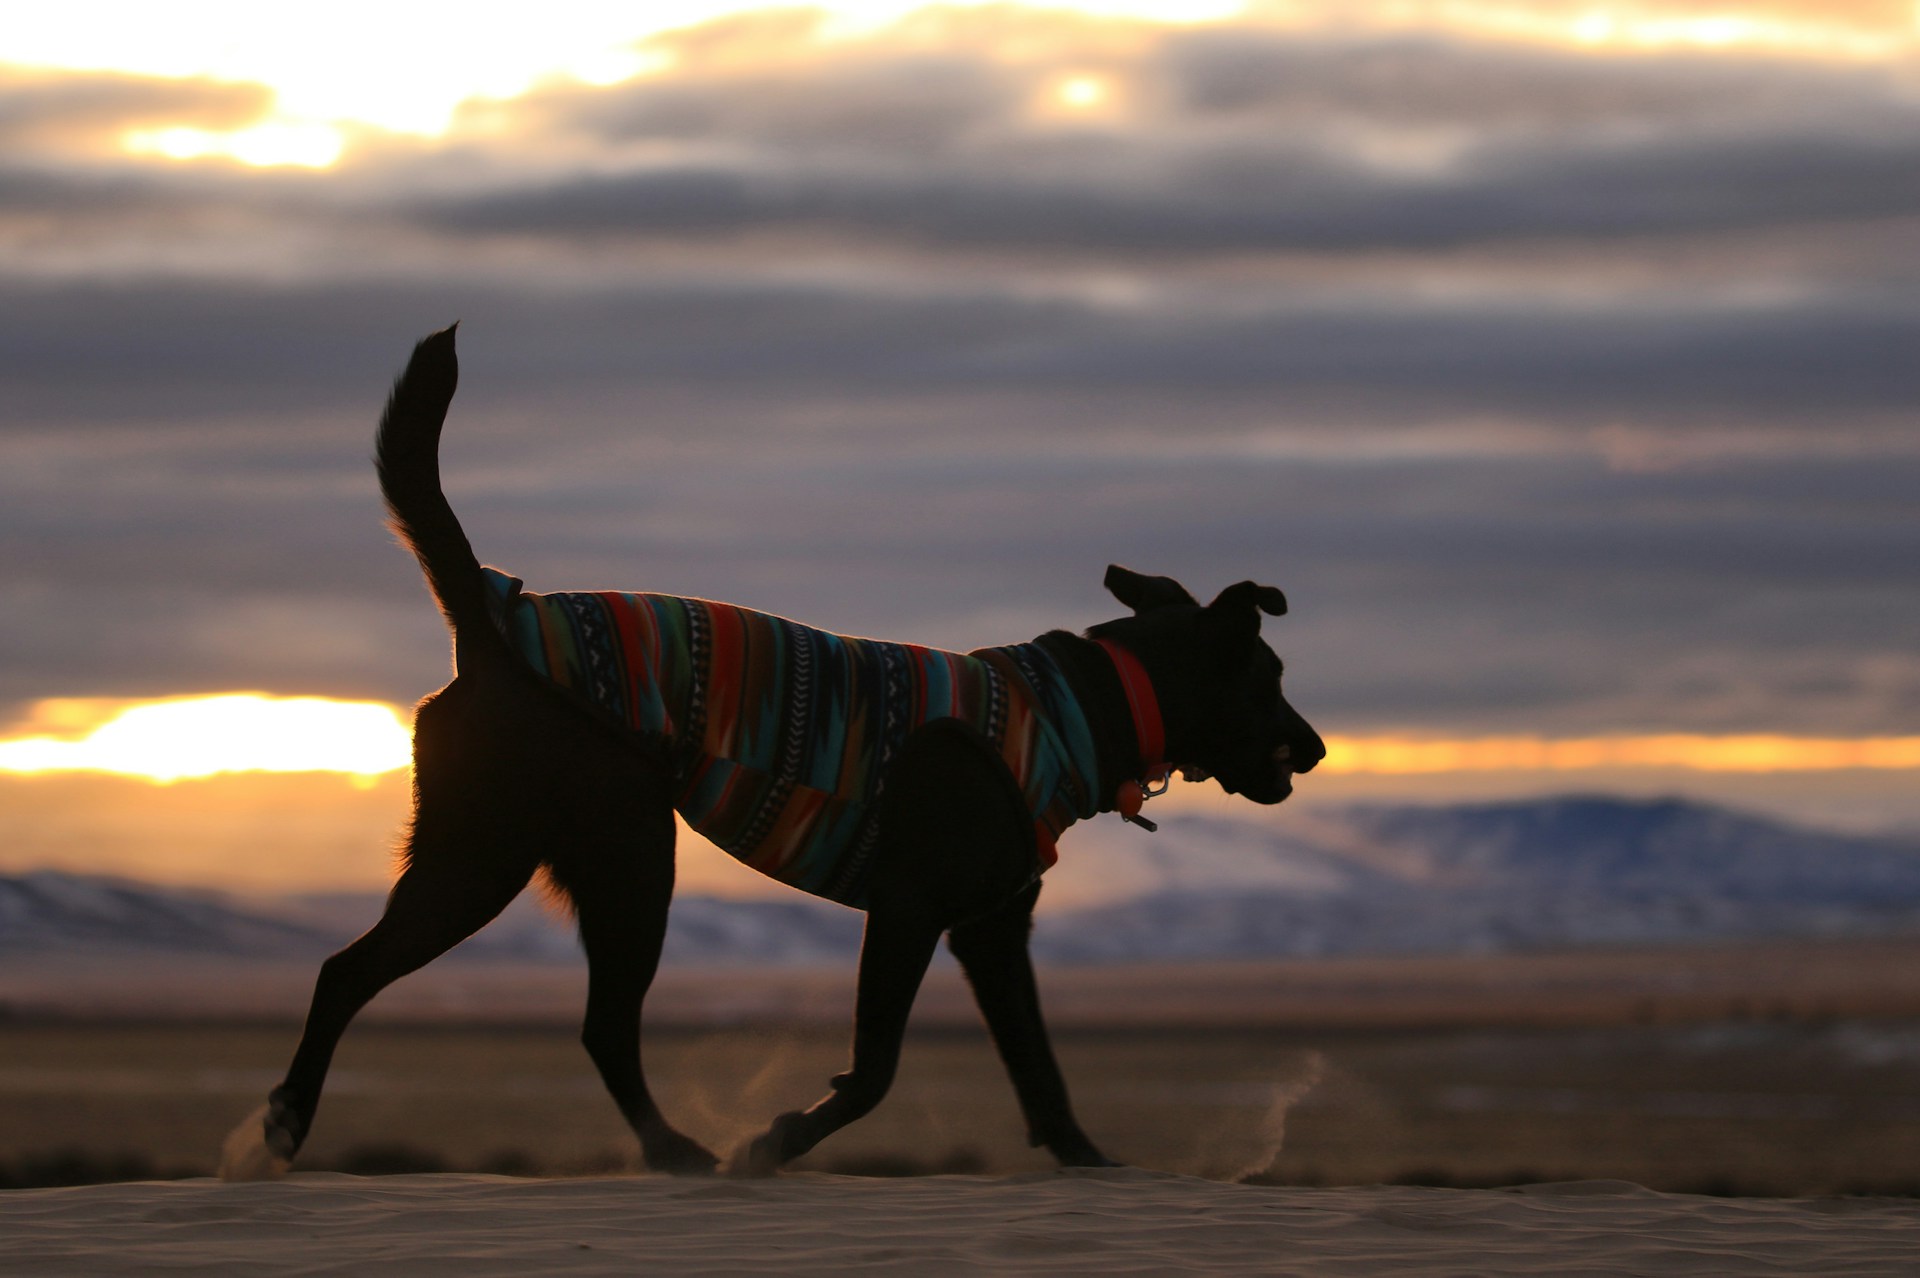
[2,0,1918,1193]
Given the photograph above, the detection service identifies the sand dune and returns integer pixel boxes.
[4,1171,1917,1276]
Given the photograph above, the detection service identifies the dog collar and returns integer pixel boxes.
[1093,638,1170,830]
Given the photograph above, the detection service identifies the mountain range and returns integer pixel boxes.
[5,796,1919,965]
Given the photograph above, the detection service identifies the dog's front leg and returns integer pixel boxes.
[948,886,1119,1168]
[736,902,943,1174]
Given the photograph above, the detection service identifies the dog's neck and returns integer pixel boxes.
[1034,630,1159,814]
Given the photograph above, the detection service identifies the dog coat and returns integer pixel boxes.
[483,569,1101,907]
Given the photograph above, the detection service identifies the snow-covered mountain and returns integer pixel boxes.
[1031,797,1920,961]
[272,890,864,966]
[6,797,1919,964]
[0,871,336,957]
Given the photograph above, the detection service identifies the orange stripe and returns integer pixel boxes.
[748,788,830,876]
[606,594,653,727]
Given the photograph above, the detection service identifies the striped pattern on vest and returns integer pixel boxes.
[483,569,1099,906]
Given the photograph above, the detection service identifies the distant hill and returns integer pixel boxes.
[1031,796,1920,962]
[0,875,864,967]
[0,871,335,958]
[5,797,1919,965]
[270,890,865,966]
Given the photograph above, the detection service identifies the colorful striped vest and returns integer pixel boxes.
[483,570,1102,907]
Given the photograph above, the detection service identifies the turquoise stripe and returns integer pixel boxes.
[809,632,851,793]
[739,612,784,771]
[783,803,865,893]
[920,649,953,720]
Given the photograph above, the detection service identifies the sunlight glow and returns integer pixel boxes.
[122,122,345,169]
[0,694,411,784]
[1323,734,1920,775]
[10,1,1236,158]
[1055,74,1111,110]
[1442,2,1914,58]
[3,697,1913,785]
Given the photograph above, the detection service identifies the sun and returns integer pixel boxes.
[0,693,411,784]
[1054,74,1110,110]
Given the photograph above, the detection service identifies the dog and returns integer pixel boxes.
[221,325,1324,1179]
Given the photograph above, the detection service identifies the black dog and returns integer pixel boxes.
[221,326,1323,1179]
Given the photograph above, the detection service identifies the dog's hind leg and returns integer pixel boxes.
[221,823,538,1179]
[948,885,1118,1168]
[220,684,549,1180]
[555,786,720,1176]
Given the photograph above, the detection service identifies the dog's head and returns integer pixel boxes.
[1091,565,1325,805]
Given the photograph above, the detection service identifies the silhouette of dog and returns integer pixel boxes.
[221,326,1324,1178]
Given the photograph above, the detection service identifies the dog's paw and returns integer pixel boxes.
[218,1104,292,1182]
[725,1113,805,1178]
[1060,1151,1125,1169]
[725,1134,783,1178]
[1045,1133,1123,1169]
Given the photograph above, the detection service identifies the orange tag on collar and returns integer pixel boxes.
[1116,779,1144,821]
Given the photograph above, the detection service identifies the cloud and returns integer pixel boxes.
[4,275,1918,437]
[414,128,1920,252]
[411,28,1920,254]
[0,68,270,152]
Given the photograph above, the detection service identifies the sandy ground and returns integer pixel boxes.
[3,1171,1917,1276]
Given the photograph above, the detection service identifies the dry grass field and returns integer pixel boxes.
[6,1014,1920,1196]
[10,937,1920,1193]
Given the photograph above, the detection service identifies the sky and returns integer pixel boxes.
[2,0,1918,893]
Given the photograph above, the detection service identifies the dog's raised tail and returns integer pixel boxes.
[375,324,501,674]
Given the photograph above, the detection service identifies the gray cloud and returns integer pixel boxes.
[426,31,1920,253]
[413,126,1920,253]
[1157,32,1901,131]
[4,277,1916,431]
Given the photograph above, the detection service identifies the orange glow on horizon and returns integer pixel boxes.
[0,694,411,784]
[1,694,1916,783]
[1322,734,1920,775]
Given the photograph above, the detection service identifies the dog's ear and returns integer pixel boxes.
[1208,580,1288,619]
[1104,565,1200,613]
